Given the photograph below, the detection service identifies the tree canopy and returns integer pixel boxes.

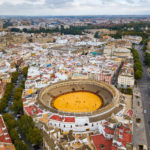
[18,115,42,146]
[131,48,143,80]
[144,52,150,67]
[22,67,29,78]
[0,83,14,113]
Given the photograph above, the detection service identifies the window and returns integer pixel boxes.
[100,144,105,149]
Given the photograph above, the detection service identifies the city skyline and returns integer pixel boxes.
[0,0,150,16]
[0,3,150,149]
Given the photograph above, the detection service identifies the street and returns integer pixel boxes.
[4,72,35,150]
[5,73,23,113]
[136,45,150,149]
[133,86,147,149]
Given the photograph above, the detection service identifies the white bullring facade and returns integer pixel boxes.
[37,79,124,132]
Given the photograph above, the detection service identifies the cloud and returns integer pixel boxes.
[0,0,45,5]
[45,0,74,8]
[0,0,150,15]
[0,0,74,7]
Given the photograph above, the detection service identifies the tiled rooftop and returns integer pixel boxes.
[24,105,43,116]
[91,134,112,150]
[50,115,63,122]
[0,116,12,144]
[64,117,75,123]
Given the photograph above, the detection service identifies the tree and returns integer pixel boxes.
[28,38,33,43]
[113,31,122,39]
[60,25,65,35]
[130,48,143,80]
[121,88,133,95]
[94,32,99,38]
[18,115,35,134]
[10,28,20,32]
[10,99,23,114]
[13,87,23,100]
[135,70,143,80]
[26,127,42,146]
[3,113,17,131]
[10,129,19,143]
[0,101,7,113]
[22,67,28,78]
[134,61,142,71]
[15,140,28,150]
[18,115,43,147]
[20,80,25,89]
[144,52,150,66]
[14,91,22,100]
[0,83,14,113]
[23,28,28,32]
[11,72,19,83]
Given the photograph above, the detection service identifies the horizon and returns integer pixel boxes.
[1,14,150,17]
[0,0,150,16]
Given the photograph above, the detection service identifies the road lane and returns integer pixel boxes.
[136,45,150,148]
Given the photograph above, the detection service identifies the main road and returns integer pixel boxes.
[136,45,150,149]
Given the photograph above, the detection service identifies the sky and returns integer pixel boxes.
[0,0,150,16]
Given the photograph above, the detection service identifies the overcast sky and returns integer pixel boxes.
[0,0,150,16]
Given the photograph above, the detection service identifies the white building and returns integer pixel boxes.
[118,62,135,88]
[122,35,142,44]
[118,75,134,88]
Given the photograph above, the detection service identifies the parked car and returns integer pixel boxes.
[32,144,40,150]
[17,114,21,119]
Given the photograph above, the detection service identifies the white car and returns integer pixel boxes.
[144,109,147,114]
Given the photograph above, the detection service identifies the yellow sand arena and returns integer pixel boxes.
[53,92,103,113]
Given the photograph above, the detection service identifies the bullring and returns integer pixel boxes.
[37,80,123,132]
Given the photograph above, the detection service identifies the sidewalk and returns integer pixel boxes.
[133,87,147,150]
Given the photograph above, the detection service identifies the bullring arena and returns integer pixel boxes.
[53,91,103,113]
[37,80,124,132]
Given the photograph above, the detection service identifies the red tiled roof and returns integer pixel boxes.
[104,127,115,135]
[117,126,132,147]
[0,116,12,144]
[127,110,133,117]
[103,121,109,125]
[91,134,112,150]
[0,83,5,96]
[50,115,63,122]
[24,105,43,116]
[64,117,75,123]
[112,145,118,150]
[22,98,26,102]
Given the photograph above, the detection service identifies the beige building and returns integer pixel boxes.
[0,73,11,83]
[113,48,131,58]
[118,75,135,88]
[114,39,132,49]
[147,41,150,50]
[103,45,115,56]
[118,62,135,88]
[122,35,142,44]
[1,78,11,83]
[72,74,88,80]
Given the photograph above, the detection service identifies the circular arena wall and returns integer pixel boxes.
[37,80,121,118]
